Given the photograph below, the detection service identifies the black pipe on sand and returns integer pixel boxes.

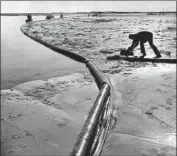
[107,55,177,64]
[20,22,112,156]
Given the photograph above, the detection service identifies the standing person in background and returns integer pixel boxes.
[26,13,33,23]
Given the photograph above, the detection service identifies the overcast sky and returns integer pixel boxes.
[1,1,176,13]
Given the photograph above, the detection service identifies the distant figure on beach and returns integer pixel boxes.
[46,14,54,20]
[60,14,63,18]
[126,31,161,58]
[25,13,33,23]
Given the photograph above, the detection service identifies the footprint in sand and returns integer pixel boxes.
[148,148,158,155]
[161,83,171,88]
[162,74,172,80]
[126,88,134,95]
[132,76,140,81]
[145,110,153,115]
[156,154,167,156]
[165,107,172,111]
[57,119,67,128]
[151,106,159,110]
[160,146,169,152]
[166,98,173,105]
[57,123,67,128]
[156,88,168,93]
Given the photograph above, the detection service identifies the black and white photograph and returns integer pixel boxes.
[1,1,176,156]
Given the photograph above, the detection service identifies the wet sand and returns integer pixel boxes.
[2,65,175,156]
[1,14,176,155]
[103,64,176,156]
[1,73,98,155]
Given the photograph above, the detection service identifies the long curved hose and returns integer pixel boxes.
[90,76,115,156]
[21,22,114,156]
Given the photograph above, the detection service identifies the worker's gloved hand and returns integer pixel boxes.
[120,48,134,56]
[126,48,134,56]
[128,51,134,56]
[120,49,128,55]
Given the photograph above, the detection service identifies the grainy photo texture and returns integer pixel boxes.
[1,1,176,156]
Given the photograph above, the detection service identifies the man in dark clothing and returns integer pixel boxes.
[127,31,161,58]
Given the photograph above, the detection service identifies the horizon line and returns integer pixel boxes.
[1,11,176,14]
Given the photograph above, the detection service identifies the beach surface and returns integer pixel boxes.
[1,73,98,155]
[103,64,176,156]
[1,14,176,155]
